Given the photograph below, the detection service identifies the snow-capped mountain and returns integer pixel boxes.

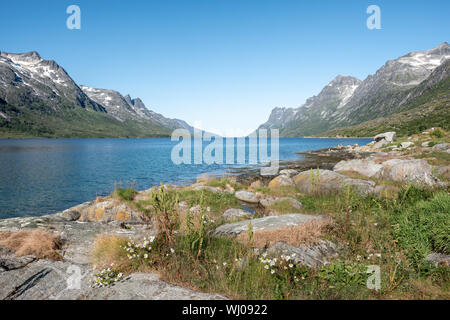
[0,51,104,111]
[80,86,192,131]
[0,50,193,137]
[258,42,450,136]
[259,75,362,135]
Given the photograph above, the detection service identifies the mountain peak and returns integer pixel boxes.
[0,50,43,65]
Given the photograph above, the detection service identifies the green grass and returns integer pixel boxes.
[97,183,450,299]
[391,192,450,271]
[177,189,242,216]
[0,104,172,138]
[113,188,138,201]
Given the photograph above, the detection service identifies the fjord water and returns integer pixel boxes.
[0,137,371,219]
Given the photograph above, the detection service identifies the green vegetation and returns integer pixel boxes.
[95,182,450,299]
[0,104,172,138]
[113,188,138,201]
[317,74,450,138]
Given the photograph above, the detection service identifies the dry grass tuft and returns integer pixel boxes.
[0,229,63,261]
[90,235,130,270]
[236,218,332,248]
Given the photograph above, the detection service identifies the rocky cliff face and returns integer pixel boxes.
[258,42,450,136]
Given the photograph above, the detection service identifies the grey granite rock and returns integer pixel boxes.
[235,190,260,203]
[222,208,252,221]
[265,240,342,269]
[210,214,325,237]
[259,197,302,210]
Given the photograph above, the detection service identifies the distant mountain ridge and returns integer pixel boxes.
[0,51,193,137]
[258,42,450,137]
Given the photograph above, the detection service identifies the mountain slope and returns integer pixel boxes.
[319,60,450,137]
[258,42,450,137]
[0,51,193,137]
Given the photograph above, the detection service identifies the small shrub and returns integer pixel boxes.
[114,188,137,201]
[150,185,180,245]
[430,129,444,139]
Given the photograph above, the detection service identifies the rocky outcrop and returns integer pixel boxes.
[293,169,375,195]
[210,214,326,237]
[373,132,397,149]
[268,175,295,188]
[333,159,383,177]
[76,199,149,223]
[375,159,439,186]
[264,240,342,269]
[234,190,260,204]
[0,211,224,300]
[432,143,450,153]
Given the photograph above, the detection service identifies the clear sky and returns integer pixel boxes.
[1,0,449,136]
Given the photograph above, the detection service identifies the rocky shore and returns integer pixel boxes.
[1,129,449,300]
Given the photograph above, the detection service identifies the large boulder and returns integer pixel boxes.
[333,159,383,178]
[278,169,299,178]
[372,132,397,149]
[268,175,295,188]
[432,143,450,153]
[293,170,375,195]
[210,214,326,237]
[374,132,397,143]
[376,159,439,186]
[235,190,260,204]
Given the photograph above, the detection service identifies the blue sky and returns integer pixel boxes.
[1,0,449,136]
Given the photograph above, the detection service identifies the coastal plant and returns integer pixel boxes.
[150,184,180,245]
[113,187,138,201]
[90,264,123,288]
[122,236,157,267]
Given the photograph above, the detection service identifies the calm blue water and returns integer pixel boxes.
[0,137,371,219]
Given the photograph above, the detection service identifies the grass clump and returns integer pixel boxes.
[178,189,241,216]
[0,229,63,261]
[391,192,450,270]
[114,187,138,201]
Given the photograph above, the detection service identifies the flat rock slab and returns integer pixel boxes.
[210,214,325,237]
[0,259,226,300]
[78,273,227,300]
[0,212,225,300]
